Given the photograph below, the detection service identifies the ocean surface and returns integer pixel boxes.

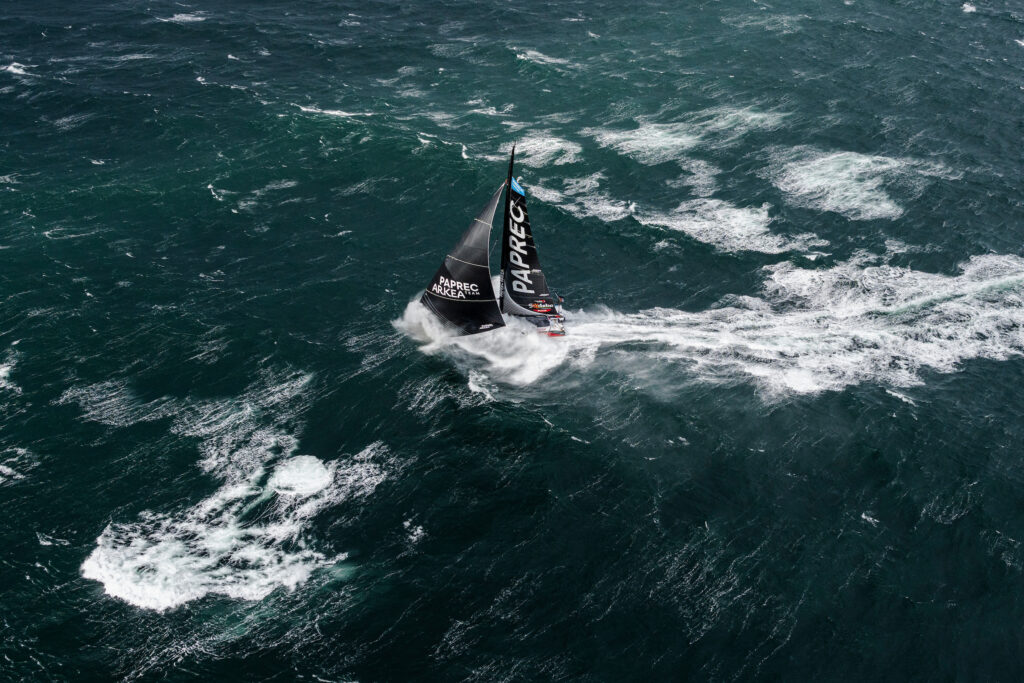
[3,0,1024,679]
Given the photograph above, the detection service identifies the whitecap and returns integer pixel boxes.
[667,159,720,197]
[52,113,94,131]
[0,360,19,394]
[404,520,425,543]
[159,13,207,23]
[583,106,786,164]
[499,134,581,167]
[296,104,373,119]
[584,121,701,165]
[768,147,954,220]
[528,181,634,223]
[57,380,175,427]
[79,371,390,611]
[2,62,35,76]
[268,455,333,497]
[0,448,36,486]
[515,49,572,67]
[635,199,828,254]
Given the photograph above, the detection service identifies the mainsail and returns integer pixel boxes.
[500,147,558,318]
[420,183,507,335]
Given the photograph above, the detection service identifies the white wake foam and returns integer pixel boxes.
[398,254,1024,397]
[769,147,953,220]
[395,302,575,385]
[72,372,389,611]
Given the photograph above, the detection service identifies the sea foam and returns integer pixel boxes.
[72,371,388,611]
[583,106,786,164]
[398,254,1024,398]
[500,134,581,167]
[635,199,828,254]
[769,147,953,220]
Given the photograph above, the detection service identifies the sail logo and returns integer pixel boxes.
[507,201,535,294]
[432,275,480,299]
[510,177,525,195]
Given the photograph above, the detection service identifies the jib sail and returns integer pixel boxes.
[420,183,507,335]
[500,147,557,317]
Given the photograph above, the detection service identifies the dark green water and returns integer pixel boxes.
[3,0,1024,679]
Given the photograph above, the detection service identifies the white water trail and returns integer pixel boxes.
[397,254,1024,397]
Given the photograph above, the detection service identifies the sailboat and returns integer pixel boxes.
[419,146,566,337]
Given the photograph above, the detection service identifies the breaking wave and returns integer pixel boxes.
[500,134,581,167]
[634,199,828,254]
[397,254,1024,397]
[514,49,573,67]
[66,371,389,611]
[527,175,824,255]
[583,107,787,164]
[768,147,954,220]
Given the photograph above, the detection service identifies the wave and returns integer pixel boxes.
[0,448,36,486]
[0,356,19,395]
[584,121,700,165]
[396,253,1024,397]
[2,62,35,77]
[583,107,787,164]
[67,371,388,611]
[527,175,824,255]
[295,104,373,119]
[515,49,573,67]
[158,13,207,23]
[768,147,954,220]
[635,199,828,254]
[500,134,581,167]
[528,179,635,223]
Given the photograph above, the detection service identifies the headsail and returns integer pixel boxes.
[420,183,507,335]
[500,146,558,317]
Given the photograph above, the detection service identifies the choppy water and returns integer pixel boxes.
[3,0,1024,679]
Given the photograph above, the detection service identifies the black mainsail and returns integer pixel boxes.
[500,146,560,320]
[420,183,507,335]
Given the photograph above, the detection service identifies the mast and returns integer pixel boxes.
[500,149,557,317]
[500,143,516,311]
[420,183,507,335]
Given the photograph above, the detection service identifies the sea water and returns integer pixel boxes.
[3,0,1024,679]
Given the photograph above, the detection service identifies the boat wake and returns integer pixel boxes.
[397,253,1024,397]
